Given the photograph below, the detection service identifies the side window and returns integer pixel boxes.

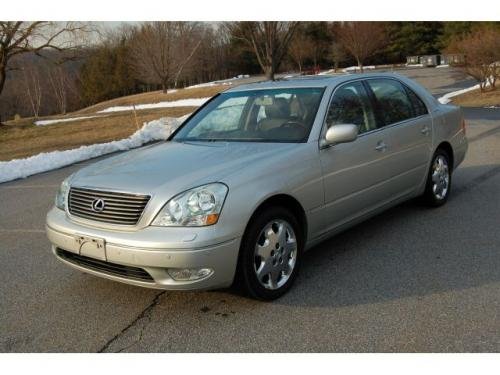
[326,81,377,134]
[367,79,414,126]
[405,87,428,117]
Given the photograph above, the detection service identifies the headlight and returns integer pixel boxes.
[55,174,73,210]
[151,183,228,227]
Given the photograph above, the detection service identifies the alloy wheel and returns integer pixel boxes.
[253,219,297,290]
[431,155,450,200]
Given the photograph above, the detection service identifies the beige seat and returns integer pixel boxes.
[258,98,291,132]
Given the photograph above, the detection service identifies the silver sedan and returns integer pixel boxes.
[46,73,468,300]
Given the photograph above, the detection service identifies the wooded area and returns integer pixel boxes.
[1,21,499,122]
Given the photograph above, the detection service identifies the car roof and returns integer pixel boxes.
[224,72,408,92]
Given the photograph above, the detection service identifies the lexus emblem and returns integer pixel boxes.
[91,198,105,212]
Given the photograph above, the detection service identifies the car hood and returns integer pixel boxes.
[71,140,297,195]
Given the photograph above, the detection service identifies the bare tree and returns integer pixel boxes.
[447,26,500,91]
[129,22,202,92]
[288,30,315,73]
[329,41,347,72]
[48,65,68,114]
[0,22,89,97]
[226,22,298,80]
[334,22,387,72]
[21,66,42,118]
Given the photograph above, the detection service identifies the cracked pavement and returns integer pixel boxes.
[1,68,500,352]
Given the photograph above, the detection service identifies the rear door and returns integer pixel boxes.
[364,78,433,196]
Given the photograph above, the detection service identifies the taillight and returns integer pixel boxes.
[461,118,466,136]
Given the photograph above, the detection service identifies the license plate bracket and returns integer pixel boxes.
[74,234,106,261]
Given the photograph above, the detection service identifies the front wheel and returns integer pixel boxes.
[237,207,303,301]
[421,149,452,207]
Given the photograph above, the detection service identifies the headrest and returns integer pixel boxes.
[264,98,290,119]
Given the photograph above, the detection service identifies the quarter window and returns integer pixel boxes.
[406,87,428,117]
[367,79,414,126]
[326,81,377,134]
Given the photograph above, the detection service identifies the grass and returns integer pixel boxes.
[75,85,225,114]
[0,85,227,162]
[452,88,500,107]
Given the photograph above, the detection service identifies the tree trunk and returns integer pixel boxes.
[0,72,4,126]
[264,66,275,81]
[161,79,168,93]
[0,64,6,99]
[356,58,364,73]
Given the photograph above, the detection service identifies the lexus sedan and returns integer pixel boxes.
[46,73,468,300]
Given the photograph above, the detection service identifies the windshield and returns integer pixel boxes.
[172,87,325,143]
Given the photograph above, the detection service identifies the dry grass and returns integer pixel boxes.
[0,107,194,161]
[76,85,226,114]
[0,84,228,162]
[452,88,500,107]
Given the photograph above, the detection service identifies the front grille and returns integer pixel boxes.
[56,248,154,282]
[68,187,150,225]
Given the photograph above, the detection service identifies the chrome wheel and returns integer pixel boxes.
[431,155,450,200]
[253,219,297,290]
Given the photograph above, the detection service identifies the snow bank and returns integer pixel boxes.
[438,83,483,104]
[186,82,227,89]
[0,116,187,184]
[342,65,376,73]
[436,64,450,68]
[186,75,250,89]
[406,63,424,67]
[35,115,100,126]
[98,98,209,113]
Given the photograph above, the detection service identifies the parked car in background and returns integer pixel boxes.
[46,73,468,300]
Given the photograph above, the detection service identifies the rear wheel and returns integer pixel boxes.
[237,206,303,300]
[421,149,452,207]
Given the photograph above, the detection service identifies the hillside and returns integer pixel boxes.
[0,85,226,161]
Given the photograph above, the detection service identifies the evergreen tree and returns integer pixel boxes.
[79,39,137,106]
[386,22,444,62]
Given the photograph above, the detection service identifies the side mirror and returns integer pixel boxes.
[324,124,359,146]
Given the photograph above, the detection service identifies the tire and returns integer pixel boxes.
[236,206,303,301]
[421,149,452,207]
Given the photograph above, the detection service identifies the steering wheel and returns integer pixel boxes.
[280,121,307,132]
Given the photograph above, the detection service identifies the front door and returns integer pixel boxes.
[319,80,397,234]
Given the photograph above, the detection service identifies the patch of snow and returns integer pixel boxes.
[185,82,227,89]
[186,75,249,89]
[0,116,189,184]
[98,98,210,113]
[436,64,450,68]
[342,65,376,73]
[406,64,424,67]
[35,115,100,126]
[484,106,500,109]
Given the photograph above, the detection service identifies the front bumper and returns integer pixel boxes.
[46,207,241,290]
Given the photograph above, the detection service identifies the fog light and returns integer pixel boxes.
[167,267,213,281]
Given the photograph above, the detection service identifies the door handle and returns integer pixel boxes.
[421,126,430,135]
[375,141,387,151]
